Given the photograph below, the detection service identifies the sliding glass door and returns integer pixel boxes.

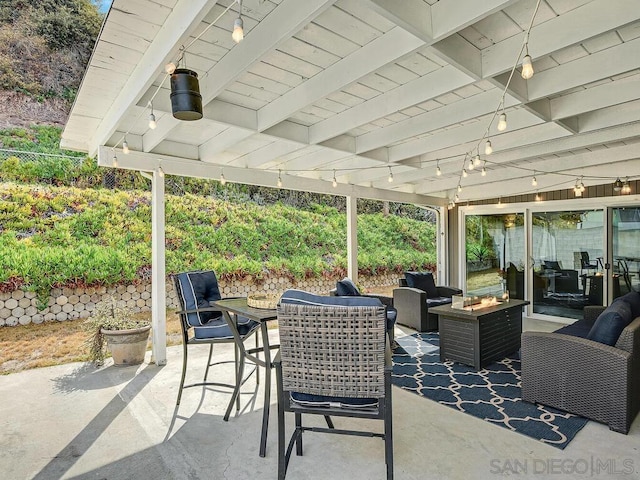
[531,210,604,319]
[464,213,525,299]
[612,206,640,299]
[462,203,640,322]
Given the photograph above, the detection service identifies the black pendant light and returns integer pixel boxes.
[170,68,203,121]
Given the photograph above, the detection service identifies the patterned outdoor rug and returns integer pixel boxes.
[392,332,588,449]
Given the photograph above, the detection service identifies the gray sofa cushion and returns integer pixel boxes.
[587,301,633,346]
[405,271,438,298]
[554,320,592,338]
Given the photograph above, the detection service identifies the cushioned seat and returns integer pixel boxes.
[426,297,453,307]
[279,290,384,409]
[193,317,257,339]
[554,320,592,338]
[290,392,378,410]
[173,270,260,414]
[176,270,258,339]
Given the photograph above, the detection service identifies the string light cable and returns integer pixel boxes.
[468,0,543,167]
[106,0,630,196]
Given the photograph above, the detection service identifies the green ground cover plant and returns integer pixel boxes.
[0,182,436,305]
[0,126,438,307]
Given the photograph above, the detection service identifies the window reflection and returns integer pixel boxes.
[532,210,603,319]
[465,213,525,299]
[613,207,640,298]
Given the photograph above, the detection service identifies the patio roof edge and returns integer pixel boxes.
[98,145,445,206]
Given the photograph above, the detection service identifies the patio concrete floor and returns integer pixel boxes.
[1,321,639,480]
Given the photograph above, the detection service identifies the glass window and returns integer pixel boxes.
[465,213,525,299]
[531,210,603,319]
[612,207,640,299]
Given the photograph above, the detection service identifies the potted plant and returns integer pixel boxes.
[84,297,151,366]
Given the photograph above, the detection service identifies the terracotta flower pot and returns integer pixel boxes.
[100,325,151,366]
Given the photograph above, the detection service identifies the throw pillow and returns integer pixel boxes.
[336,278,361,296]
[587,301,633,346]
[404,271,438,298]
[613,291,640,319]
[177,271,222,326]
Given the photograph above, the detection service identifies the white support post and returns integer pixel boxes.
[346,196,358,284]
[150,169,167,366]
[436,206,448,285]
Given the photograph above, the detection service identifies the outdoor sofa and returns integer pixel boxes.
[393,272,462,332]
[521,291,640,433]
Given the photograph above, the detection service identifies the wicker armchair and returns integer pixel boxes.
[393,275,462,332]
[275,290,393,479]
[521,306,640,433]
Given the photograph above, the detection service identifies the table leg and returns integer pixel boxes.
[259,321,272,457]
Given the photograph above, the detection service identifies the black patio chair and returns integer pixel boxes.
[172,270,260,419]
[617,259,634,293]
[580,251,600,274]
[275,289,393,480]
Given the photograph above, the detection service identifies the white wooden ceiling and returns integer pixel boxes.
[61,0,640,206]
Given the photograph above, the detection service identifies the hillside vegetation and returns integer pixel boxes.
[0,180,436,305]
[0,0,101,127]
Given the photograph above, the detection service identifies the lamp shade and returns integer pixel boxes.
[613,178,623,192]
[170,68,203,121]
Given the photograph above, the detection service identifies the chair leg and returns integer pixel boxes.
[255,332,260,385]
[295,412,303,456]
[176,342,188,406]
[384,401,394,479]
[235,343,240,411]
[277,385,287,480]
[385,418,394,480]
[203,343,214,382]
[224,345,246,421]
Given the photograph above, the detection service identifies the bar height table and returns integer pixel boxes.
[212,297,279,457]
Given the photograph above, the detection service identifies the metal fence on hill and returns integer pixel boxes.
[0,147,83,162]
[1,147,121,190]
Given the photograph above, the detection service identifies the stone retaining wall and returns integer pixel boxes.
[0,273,403,326]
